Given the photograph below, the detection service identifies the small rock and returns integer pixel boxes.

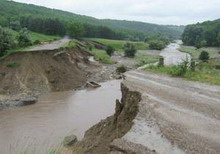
[22,98,37,106]
[63,135,78,147]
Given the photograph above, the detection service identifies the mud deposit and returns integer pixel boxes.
[0,80,121,154]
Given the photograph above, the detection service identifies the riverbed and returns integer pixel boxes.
[0,80,121,154]
[160,41,191,66]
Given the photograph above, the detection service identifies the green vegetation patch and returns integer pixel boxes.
[30,32,61,43]
[6,62,19,68]
[135,54,160,67]
[147,63,220,85]
[178,45,220,59]
[88,49,113,64]
[63,40,81,48]
[86,38,149,51]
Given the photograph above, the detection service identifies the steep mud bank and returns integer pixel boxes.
[72,69,220,154]
[72,83,141,154]
[0,48,91,108]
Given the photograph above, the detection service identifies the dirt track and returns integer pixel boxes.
[123,70,220,153]
[28,37,70,51]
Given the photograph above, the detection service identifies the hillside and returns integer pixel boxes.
[182,19,220,47]
[0,0,183,39]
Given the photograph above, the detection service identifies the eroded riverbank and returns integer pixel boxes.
[0,80,121,154]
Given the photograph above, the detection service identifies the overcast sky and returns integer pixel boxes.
[14,0,220,25]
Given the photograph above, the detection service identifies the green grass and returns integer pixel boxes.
[88,49,113,64]
[179,45,220,59]
[135,53,160,67]
[147,63,220,85]
[5,28,60,43]
[62,39,81,48]
[30,32,61,43]
[0,31,62,60]
[86,38,149,51]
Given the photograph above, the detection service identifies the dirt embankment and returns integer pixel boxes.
[0,47,92,108]
[71,83,142,154]
[71,70,220,154]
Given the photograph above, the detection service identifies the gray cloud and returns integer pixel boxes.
[13,0,220,25]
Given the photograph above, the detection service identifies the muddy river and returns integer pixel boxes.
[0,80,121,154]
[160,41,191,66]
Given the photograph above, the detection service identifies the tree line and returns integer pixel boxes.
[182,19,220,48]
[0,0,183,41]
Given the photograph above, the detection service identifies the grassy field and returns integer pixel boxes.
[86,38,149,51]
[0,31,61,60]
[88,49,113,64]
[6,28,61,43]
[178,45,220,59]
[30,32,61,43]
[147,63,220,85]
[135,53,160,67]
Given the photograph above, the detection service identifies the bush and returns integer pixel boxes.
[33,40,40,45]
[87,45,93,51]
[124,42,137,57]
[17,28,32,47]
[149,40,166,50]
[6,62,19,68]
[199,51,209,62]
[105,46,115,56]
[0,26,16,56]
[116,65,127,74]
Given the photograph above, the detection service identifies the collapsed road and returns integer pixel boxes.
[117,70,220,153]
[72,70,220,154]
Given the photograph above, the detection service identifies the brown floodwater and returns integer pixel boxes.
[0,80,121,154]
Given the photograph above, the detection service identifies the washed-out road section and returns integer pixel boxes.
[28,37,70,51]
[121,70,220,153]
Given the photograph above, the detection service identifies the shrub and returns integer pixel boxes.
[6,62,19,68]
[17,28,32,47]
[199,51,209,62]
[0,26,16,56]
[116,65,127,74]
[124,43,136,57]
[87,45,93,51]
[105,46,115,56]
[33,40,40,45]
[149,40,166,50]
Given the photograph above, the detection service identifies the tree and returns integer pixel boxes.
[67,22,85,39]
[217,32,220,46]
[124,43,136,57]
[182,19,220,47]
[0,16,8,27]
[149,40,166,50]
[17,28,32,47]
[0,26,15,56]
[199,51,209,62]
[105,46,115,56]
[10,20,21,31]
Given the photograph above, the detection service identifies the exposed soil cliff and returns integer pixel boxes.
[71,83,141,154]
[0,48,90,95]
[0,48,93,109]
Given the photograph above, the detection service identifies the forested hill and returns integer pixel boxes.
[0,0,183,40]
[182,19,220,47]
